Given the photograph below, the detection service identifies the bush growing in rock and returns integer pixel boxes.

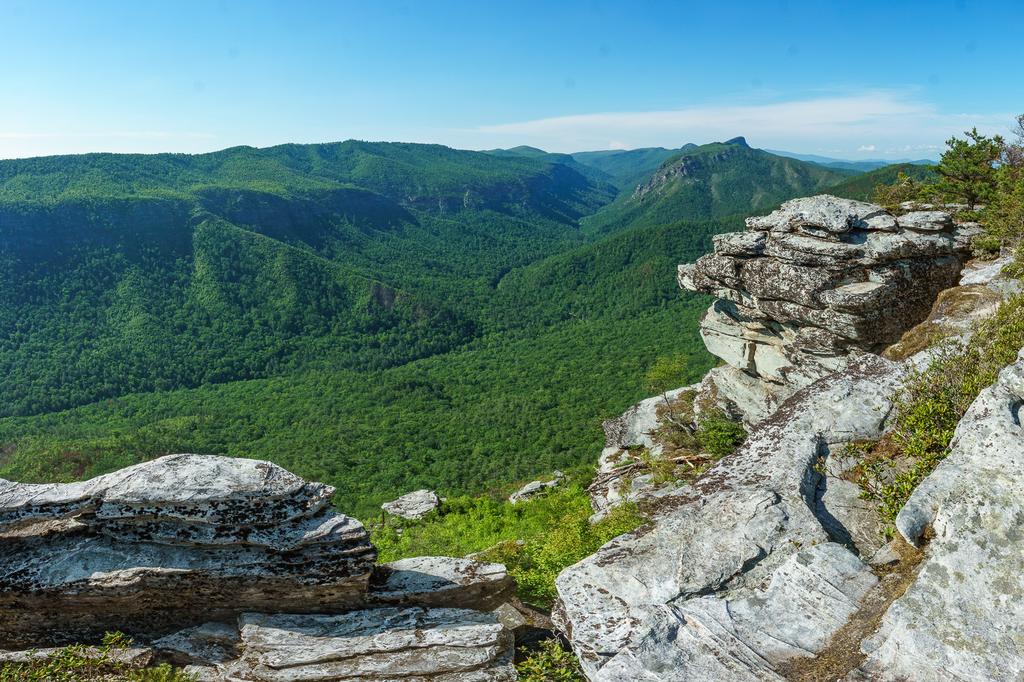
[0,632,194,682]
[515,638,585,682]
[855,293,1024,534]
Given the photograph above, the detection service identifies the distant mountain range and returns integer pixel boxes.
[764,149,937,172]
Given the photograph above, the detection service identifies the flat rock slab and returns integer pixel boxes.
[369,557,515,611]
[220,608,516,681]
[853,351,1024,680]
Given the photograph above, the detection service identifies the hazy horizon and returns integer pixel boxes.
[2,0,1019,160]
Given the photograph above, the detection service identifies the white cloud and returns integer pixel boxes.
[458,91,1012,158]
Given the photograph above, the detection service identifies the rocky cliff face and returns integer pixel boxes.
[0,454,521,680]
[555,195,1024,681]
[678,195,977,424]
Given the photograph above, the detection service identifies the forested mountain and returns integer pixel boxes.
[580,137,850,237]
[0,142,617,416]
[0,138,900,517]
[570,146,694,191]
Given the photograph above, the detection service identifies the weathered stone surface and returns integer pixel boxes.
[593,544,877,682]
[681,195,969,424]
[0,454,375,648]
[897,210,953,232]
[509,471,564,504]
[381,489,441,520]
[369,557,515,611]
[745,195,896,235]
[555,356,904,679]
[220,609,516,681]
[588,386,695,519]
[154,622,241,666]
[853,350,1024,680]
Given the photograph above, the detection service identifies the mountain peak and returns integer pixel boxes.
[723,136,750,148]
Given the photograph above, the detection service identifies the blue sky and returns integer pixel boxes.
[1,0,1020,159]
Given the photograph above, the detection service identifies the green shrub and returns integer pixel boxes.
[371,476,645,608]
[515,639,586,681]
[856,294,1024,535]
[696,413,747,457]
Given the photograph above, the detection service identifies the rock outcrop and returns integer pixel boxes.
[555,191,1024,680]
[382,489,441,519]
[554,356,903,679]
[0,454,376,647]
[0,455,523,681]
[679,195,973,423]
[853,350,1024,680]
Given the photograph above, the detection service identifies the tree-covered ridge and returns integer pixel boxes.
[0,300,713,519]
[0,142,623,418]
[0,140,615,210]
[0,137,924,516]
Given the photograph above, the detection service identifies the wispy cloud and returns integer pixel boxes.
[467,91,1012,158]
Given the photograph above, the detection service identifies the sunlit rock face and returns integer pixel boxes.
[0,454,377,647]
[678,195,974,424]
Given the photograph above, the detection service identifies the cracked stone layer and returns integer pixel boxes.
[220,608,517,681]
[368,556,515,611]
[554,355,904,679]
[0,454,375,647]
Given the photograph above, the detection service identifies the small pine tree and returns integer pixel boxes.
[933,127,1003,208]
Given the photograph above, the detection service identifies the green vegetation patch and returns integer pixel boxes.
[854,294,1024,535]
[373,476,644,608]
[0,632,193,682]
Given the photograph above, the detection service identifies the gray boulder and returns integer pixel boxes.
[509,471,564,504]
[0,454,375,647]
[382,489,441,520]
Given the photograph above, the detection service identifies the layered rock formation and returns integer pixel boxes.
[0,454,376,647]
[678,195,974,423]
[0,454,520,680]
[556,193,1024,680]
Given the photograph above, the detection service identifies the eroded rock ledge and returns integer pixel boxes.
[0,454,519,680]
[557,194,1023,680]
[678,195,975,424]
